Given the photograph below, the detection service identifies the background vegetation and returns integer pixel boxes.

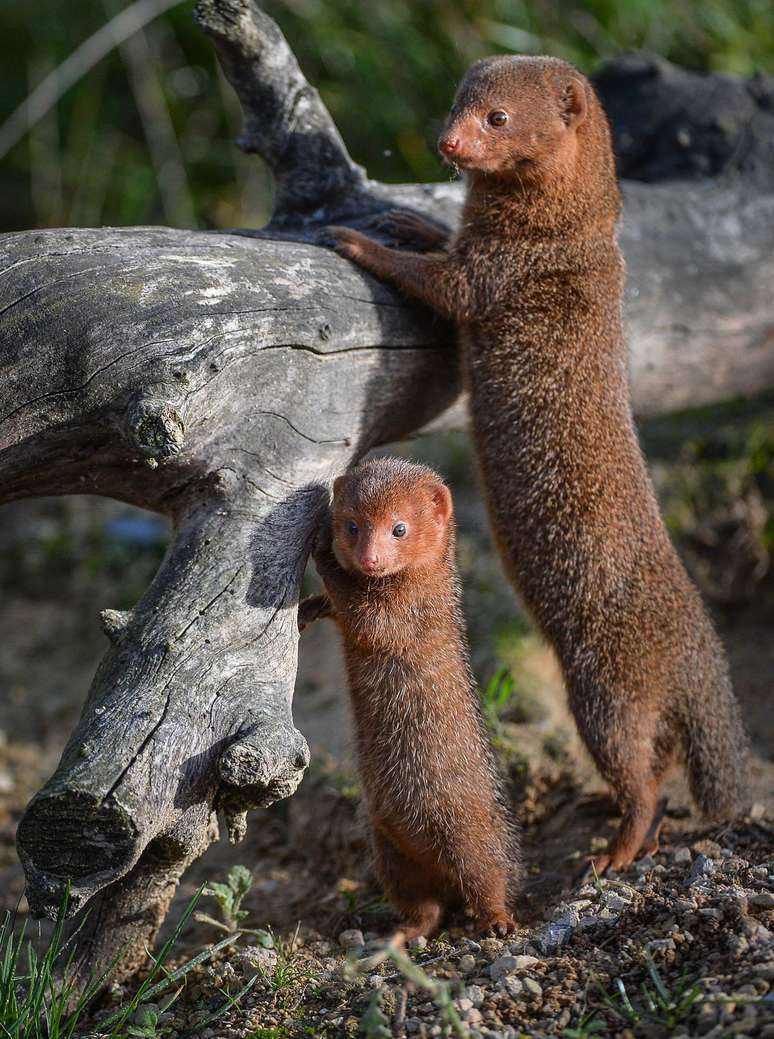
[1,0,774,235]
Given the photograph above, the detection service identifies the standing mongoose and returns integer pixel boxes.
[299,457,519,938]
[326,56,750,873]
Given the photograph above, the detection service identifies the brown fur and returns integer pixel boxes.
[327,56,750,872]
[299,458,519,937]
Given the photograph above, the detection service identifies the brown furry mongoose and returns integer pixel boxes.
[299,457,519,937]
[326,56,750,872]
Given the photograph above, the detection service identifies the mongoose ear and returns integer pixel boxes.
[332,475,347,498]
[560,78,587,128]
[429,481,453,525]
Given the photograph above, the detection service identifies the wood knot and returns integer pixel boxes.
[99,608,133,643]
[125,394,185,468]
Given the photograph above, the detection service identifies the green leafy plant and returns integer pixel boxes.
[126,1008,173,1038]
[197,864,254,933]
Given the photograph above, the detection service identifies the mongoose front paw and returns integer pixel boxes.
[327,225,374,262]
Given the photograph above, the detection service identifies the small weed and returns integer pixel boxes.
[355,942,469,1039]
[481,667,517,731]
[359,992,391,1038]
[126,1008,173,1038]
[562,1014,607,1038]
[197,864,253,933]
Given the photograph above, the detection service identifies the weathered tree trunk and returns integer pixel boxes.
[1,0,773,989]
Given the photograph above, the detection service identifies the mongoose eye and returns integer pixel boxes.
[392,523,407,538]
[487,110,508,128]
[348,521,359,536]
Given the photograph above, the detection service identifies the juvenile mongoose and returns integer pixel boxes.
[327,57,750,872]
[299,458,519,937]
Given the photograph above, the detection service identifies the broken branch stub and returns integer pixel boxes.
[1,0,773,992]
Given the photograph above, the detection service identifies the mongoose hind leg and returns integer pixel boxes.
[465,863,517,936]
[592,772,665,874]
[372,830,449,940]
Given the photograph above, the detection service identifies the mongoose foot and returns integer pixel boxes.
[476,913,518,938]
[587,798,669,876]
[377,209,451,250]
[399,899,445,941]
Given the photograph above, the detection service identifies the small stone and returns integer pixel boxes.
[752,961,774,980]
[499,976,523,998]
[489,955,519,981]
[455,998,474,1013]
[604,892,629,912]
[408,935,427,950]
[635,855,656,873]
[590,836,608,852]
[512,954,539,970]
[648,938,676,954]
[368,974,384,988]
[673,846,692,864]
[692,839,723,859]
[750,802,766,821]
[534,917,575,954]
[749,891,774,909]
[338,928,365,950]
[465,985,485,1007]
[688,854,717,886]
[462,1008,483,1025]
[405,1018,422,1034]
[479,937,505,959]
[523,977,543,1000]
[459,954,477,973]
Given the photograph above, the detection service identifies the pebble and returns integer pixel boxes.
[459,954,477,973]
[635,854,656,873]
[499,975,523,998]
[648,938,676,954]
[512,955,539,969]
[455,998,474,1013]
[337,929,365,950]
[673,846,692,864]
[405,1017,422,1033]
[368,974,384,988]
[522,977,543,1000]
[489,955,519,980]
[465,985,485,1007]
[408,935,427,950]
[749,890,774,909]
[537,919,574,953]
[688,854,717,886]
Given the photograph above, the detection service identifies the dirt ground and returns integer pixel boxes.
[0,430,772,1037]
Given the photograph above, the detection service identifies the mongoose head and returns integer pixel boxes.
[330,459,453,579]
[438,55,591,185]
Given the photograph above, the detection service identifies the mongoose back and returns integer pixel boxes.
[299,457,519,937]
[328,56,750,872]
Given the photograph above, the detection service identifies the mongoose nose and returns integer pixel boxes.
[360,555,379,571]
[439,136,459,156]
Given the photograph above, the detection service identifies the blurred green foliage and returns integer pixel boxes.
[1,0,772,234]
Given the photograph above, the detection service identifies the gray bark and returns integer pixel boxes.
[1,0,773,988]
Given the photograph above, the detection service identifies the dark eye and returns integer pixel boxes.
[348,521,358,536]
[392,523,406,539]
[487,110,508,128]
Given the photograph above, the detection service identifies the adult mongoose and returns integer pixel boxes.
[327,56,750,872]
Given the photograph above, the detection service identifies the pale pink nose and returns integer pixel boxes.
[439,136,459,156]
[360,555,379,571]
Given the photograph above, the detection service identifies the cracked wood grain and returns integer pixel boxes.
[1,0,773,995]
